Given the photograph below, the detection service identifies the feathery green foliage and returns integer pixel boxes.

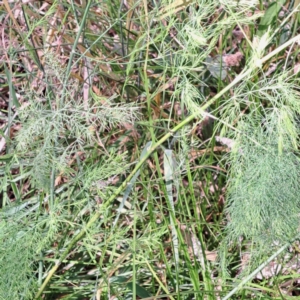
[0,50,140,297]
[223,72,300,272]
[221,124,300,293]
[2,0,300,299]
[226,125,300,244]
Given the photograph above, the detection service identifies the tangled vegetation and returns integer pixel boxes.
[1,0,300,299]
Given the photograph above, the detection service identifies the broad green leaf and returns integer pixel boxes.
[205,56,227,80]
[126,282,152,298]
[0,153,14,162]
[258,0,286,37]
[279,27,290,45]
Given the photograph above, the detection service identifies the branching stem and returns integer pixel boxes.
[34,33,300,299]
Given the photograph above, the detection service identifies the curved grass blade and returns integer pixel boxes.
[163,149,179,267]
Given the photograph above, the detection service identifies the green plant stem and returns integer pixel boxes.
[221,238,297,300]
[61,0,92,106]
[34,33,300,299]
